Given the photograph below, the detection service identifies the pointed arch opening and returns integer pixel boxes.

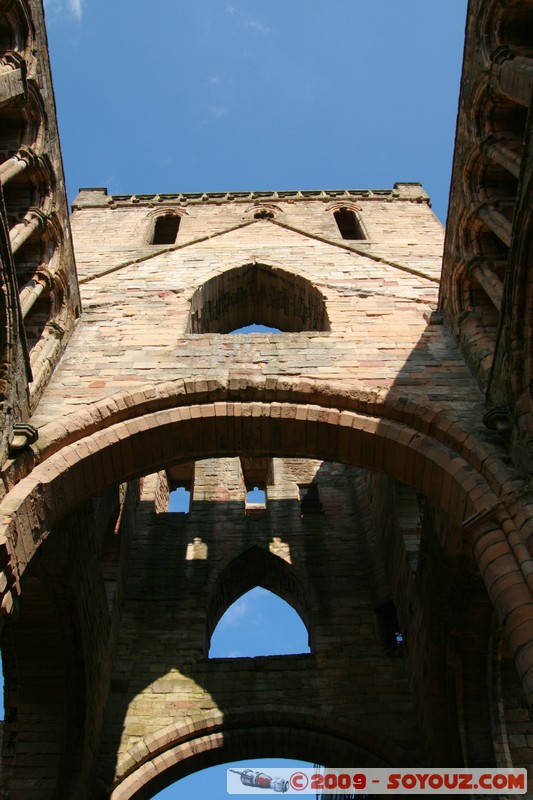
[209,586,311,658]
[333,207,365,240]
[187,263,330,333]
[151,213,181,245]
[206,547,314,656]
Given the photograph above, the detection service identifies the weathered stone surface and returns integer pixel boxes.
[2,1,533,798]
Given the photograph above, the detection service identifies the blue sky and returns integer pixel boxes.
[2,1,470,796]
[209,586,310,658]
[43,0,468,223]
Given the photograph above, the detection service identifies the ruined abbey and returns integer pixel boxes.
[1,0,533,797]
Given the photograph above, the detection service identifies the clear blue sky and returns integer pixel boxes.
[3,2,470,796]
[43,0,468,223]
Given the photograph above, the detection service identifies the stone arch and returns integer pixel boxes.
[186,262,331,333]
[0,80,47,159]
[244,202,282,220]
[332,206,365,241]
[106,707,399,800]
[146,207,185,245]
[497,4,533,57]
[466,71,524,172]
[470,159,517,224]
[477,1,533,65]
[476,0,500,65]
[449,255,498,389]
[484,96,527,169]
[205,546,313,654]
[0,0,34,66]
[1,379,533,704]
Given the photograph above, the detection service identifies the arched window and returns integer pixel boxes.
[209,587,311,657]
[188,263,330,333]
[206,547,313,655]
[333,207,365,240]
[151,214,181,245]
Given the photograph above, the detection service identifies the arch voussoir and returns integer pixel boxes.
[2,391,533,706]
[108,707,402,799]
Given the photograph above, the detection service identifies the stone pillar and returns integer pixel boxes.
[0,52,27,107]
[466,257,504,310]
[19,267,54,318]
[468,508,533,705]
[0,145,40,186]
[490,46,533,108]
[9,207,48,253]
[477,202,513,247]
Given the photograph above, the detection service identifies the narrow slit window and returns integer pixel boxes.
[375,600,404,653]
[333,208,364,240]
[152,214,181,244]
[299,483,323,515]
[396,483,424,572]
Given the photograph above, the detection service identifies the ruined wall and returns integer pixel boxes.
[31,186,486,432]
[0,0,79,473]
[22,184,520,797]
[1,0,533,797]
[0,478,140,798]
[97,458,424,791]
[440,0,533,473]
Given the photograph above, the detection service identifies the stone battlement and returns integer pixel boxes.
[72,182,430,209]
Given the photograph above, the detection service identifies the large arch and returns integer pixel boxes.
[105,707,398,800]
[186,262,331,333]
[1,377,533,707]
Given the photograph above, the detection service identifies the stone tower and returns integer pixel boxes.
[1,1,533,799]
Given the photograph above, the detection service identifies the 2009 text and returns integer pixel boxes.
[227,766,527,794]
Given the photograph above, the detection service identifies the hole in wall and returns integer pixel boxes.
[169,486,191,513]
[188,263,330,333]
[152,214,181,245]
[333,207,365,240]
[246,485,266,506]
[209,587,311,658]
[231,323,281,334]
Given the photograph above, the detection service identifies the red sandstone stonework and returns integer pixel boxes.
[2,1,533,798]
